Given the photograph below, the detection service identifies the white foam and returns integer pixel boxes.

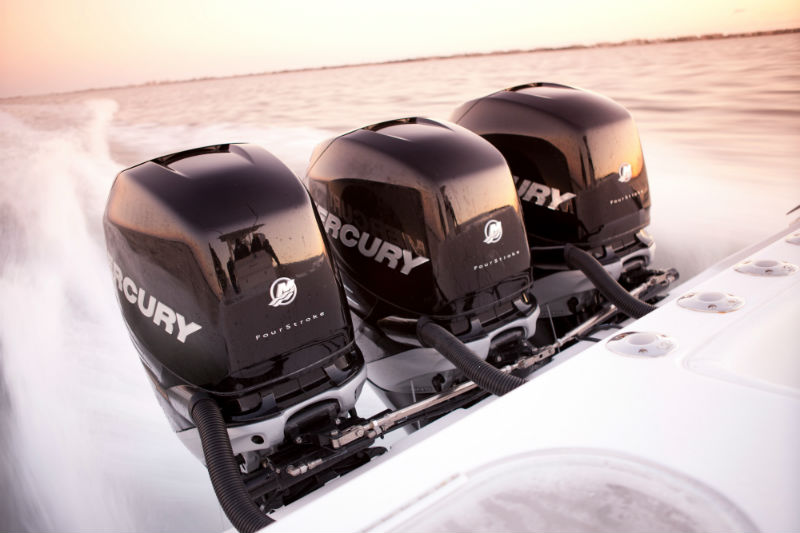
[0,100,229,532]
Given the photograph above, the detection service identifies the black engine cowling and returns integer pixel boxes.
[452,82,651,249]
[452,83,657,333]
[103,143,365,460]
[306,118,538,406]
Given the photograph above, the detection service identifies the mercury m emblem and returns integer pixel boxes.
[483,219,503,244]
[618,163,633,183]
[269,277,297,307]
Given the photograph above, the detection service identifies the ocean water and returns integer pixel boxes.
[0,33,798,532]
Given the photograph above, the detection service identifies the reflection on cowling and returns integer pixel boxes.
[209,244,228,292]
[210,224,283,297]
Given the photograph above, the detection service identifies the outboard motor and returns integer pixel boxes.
[452,83,664,340]
[306,118,539,409]
[104,143,372,530]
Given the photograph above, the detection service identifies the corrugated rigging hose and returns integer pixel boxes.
[191,398,275,533]
[417,317,526,396]
[563,243,656,319]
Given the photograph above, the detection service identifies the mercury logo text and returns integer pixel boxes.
[514,177,576,210]
[110,260,202,343]
[317,206,430,275]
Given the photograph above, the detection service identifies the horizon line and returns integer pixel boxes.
[3,27,797,101]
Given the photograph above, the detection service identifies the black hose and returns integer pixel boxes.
[416,317,526,396]
[563,243,656,319]
[191,398,274,533]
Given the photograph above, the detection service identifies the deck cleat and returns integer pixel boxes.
[606,331,677,357]
[734,259,798,276]
[678,291,745,313]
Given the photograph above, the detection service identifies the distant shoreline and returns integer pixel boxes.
[3,28,798,100]
[269,27,800,75]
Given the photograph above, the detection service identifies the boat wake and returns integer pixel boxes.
[0,100,227,532]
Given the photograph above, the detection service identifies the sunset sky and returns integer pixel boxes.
[1,0,798,98]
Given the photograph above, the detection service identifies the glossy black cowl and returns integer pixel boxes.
[306,118,533,336]
[452,83,651,249]
[103,144,363,429]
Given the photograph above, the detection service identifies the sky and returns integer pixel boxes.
[1,0,798,98]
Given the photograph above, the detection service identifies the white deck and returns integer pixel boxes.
[262,221,800,532]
